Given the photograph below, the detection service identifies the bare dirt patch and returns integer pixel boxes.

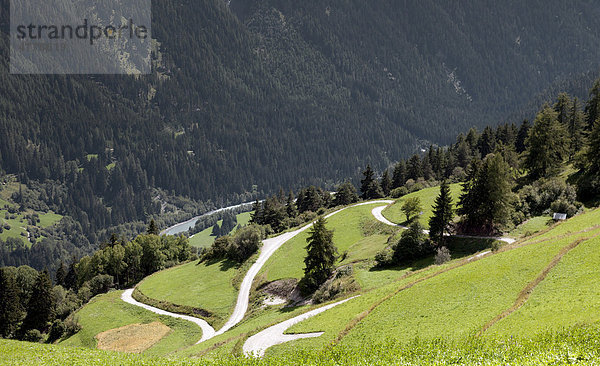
[95,321,171,353]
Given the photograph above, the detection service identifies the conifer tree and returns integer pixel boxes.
[478,126,496,157]
[360,165,383,199]
[64,256,78,290]
[524,106,568,179]
[515,120,531,154]
[250,199,262,225]
[333,182,359,206]
[585,80,600,129]
[392,161,407,189]
[380,170,392,196]
[407,155,422,181]
[147,219,159,235]
[0,269,23,338]
[554,92,571,125]
[302,218,337,291]
[586,118,600,176]
[360,165,376,199]
[429,180,454,244]
[568,98,586,159]
[458,154,512,234]
[55,261,66,287]
[20,269,55,334]
[286,191,298,218]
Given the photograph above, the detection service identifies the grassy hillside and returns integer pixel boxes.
[487,235,600,337]
[61,290,202,356]
[6,326,600,365]
[265,208,600,355]
[188,211,253,249]
[49,200,600,364]
[136,260,240,325]
[259,202,395,282]
[6,204,600,364]
[382,184,462,228]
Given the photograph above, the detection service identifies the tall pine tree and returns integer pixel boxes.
[380,170,392,196]
[429,181,455,244]
[524,106,568,179]
[302,218,337,292]
[0,269,23,338]
[360,165,383,200]
[392,161,407,189]
[20,269,55,334]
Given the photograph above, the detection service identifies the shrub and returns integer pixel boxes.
[519,178,581,217]
[23,329,43,343]
[77,285,92,303]
[47,320,65,343]
[434,246,451,265]
[202,224,266,263]
[550,198,580,218]
[391,187,408,198]
[63,315,81,337]
[393,221,434,263]
[375,248,394,267]
[312,266,359,304]
[491,241,502,252]
[86,274,114,296]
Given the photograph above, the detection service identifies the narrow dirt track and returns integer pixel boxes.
[120,289,216,343]
[243,296,359,357]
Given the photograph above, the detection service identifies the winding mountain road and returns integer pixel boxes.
[120,289,216,343]
[123,199,515,350]
[243,296,359,357]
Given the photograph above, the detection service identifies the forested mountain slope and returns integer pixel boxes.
[1,0,600,239]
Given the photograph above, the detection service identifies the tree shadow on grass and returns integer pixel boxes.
[367,257,432,273]
[367,237,496,273]
[196,257,239,272]
[446,237,497,259]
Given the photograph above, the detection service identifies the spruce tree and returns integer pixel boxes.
[147,219,159,235]
[302,218,337,291]
[515,120,531,154]
[55,261,66,287]
[458,154,512,234]
[0,269,23,338]
[64,256,78,290]
[585,80,600,130]
[333,182,358,206]
[524,106,568,179]
[407,155,422,181]
[478,126,496,157]
[554,92,571,125]
[568,98,586,159]
[286,191,298,218]
[250,199,262,225]
[429,181,454,244]
[380,170,392,196]
[360,165,376,199]
[20,269,55,334]
[586,118,600,175]
[392,161,407,188]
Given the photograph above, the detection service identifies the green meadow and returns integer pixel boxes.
[259,202,395,282]
[382,184,462,227]
[136,260,239,324]
[61,290,201,356]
